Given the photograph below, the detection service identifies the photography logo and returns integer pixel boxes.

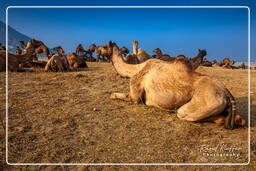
[199,144,242,157]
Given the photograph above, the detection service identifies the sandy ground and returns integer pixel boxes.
[0,62,255,170]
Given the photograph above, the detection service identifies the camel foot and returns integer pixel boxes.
[110,93,129,101]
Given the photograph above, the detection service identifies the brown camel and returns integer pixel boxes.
[188,49,207,70]
[84,44,97,61]
[239,62,246,69]
[53,46,87,69]
[19,41,26,49]
[152,48,176,61]
[110,45,246,129]
[212,59,221,66]
[132,40,152,63]
[213,58,236,69]
[123,41,151,64]
[0,43,36,71]
[201,58,213,67]
[20,39,51,59]
[95,41,116,62]
[75,44,86,56]
[15,46,22,55]
[45,54,70,72]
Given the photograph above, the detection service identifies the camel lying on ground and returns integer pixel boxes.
[53,46,88,69]
[110,45,246,129]
[94,41,117,62]
[213,58,236,69]
[152,48,176,61]
[0,44,36,71]
[45,54,70,72]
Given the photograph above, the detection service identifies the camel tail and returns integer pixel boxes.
[111,46,145,78]
[224,88,236,129]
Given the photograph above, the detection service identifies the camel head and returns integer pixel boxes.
[132,40,138,46]
[88,44,97,52]
[53,46,65,55]
[198,49,207,57]
[108,41,116,48]
[19,41,26,49]
[153,48,162,55]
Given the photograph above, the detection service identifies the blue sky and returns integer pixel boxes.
[0,0,255,62]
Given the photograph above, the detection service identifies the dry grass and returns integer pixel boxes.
[0,62,255,170]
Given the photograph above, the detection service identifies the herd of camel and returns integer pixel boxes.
[0,39,248,72]
[0,39,247,129]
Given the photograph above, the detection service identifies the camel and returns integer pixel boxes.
[152,48,205,67]
[45,54,70,72]
[201,58,213,67]
[188,49,207,70]
[239,62,246,69]
[212,59,221,66]
[20,39,51,59]
[213,58,236,69]
[76,44,86,56]
[122,41,151,64]
[152,48,176,61]
[15,46,22,55]
[0,42,36,71]
[19,41,26,49]
[84,44,97,62]
[53,46,87,69]
[132,40,152,63]
[95,41,116,62]
[110,45,246,129]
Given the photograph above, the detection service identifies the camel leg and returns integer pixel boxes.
[110,73,145,104]
[201,115,226,125]
[177,80,227,122]
[110,93,129,101]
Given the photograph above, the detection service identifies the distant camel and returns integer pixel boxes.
[76,44,86,56]
[15,46,22,55]
[110,45,246,129]
[239,62,246,69]
[189,49,207,70]
[45,54,70,72]
[152,48,176,61]
[201,58,213,67]
[0,40,37,71]
[19,41,26,49]
[213,58,236,69]
[20,39,51,59]
[133,41,152,63]
[213,59,221,66]
[122,41,151,64]
[53,46,87,69]
[84,44,97,61]
[95,41,116,62]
